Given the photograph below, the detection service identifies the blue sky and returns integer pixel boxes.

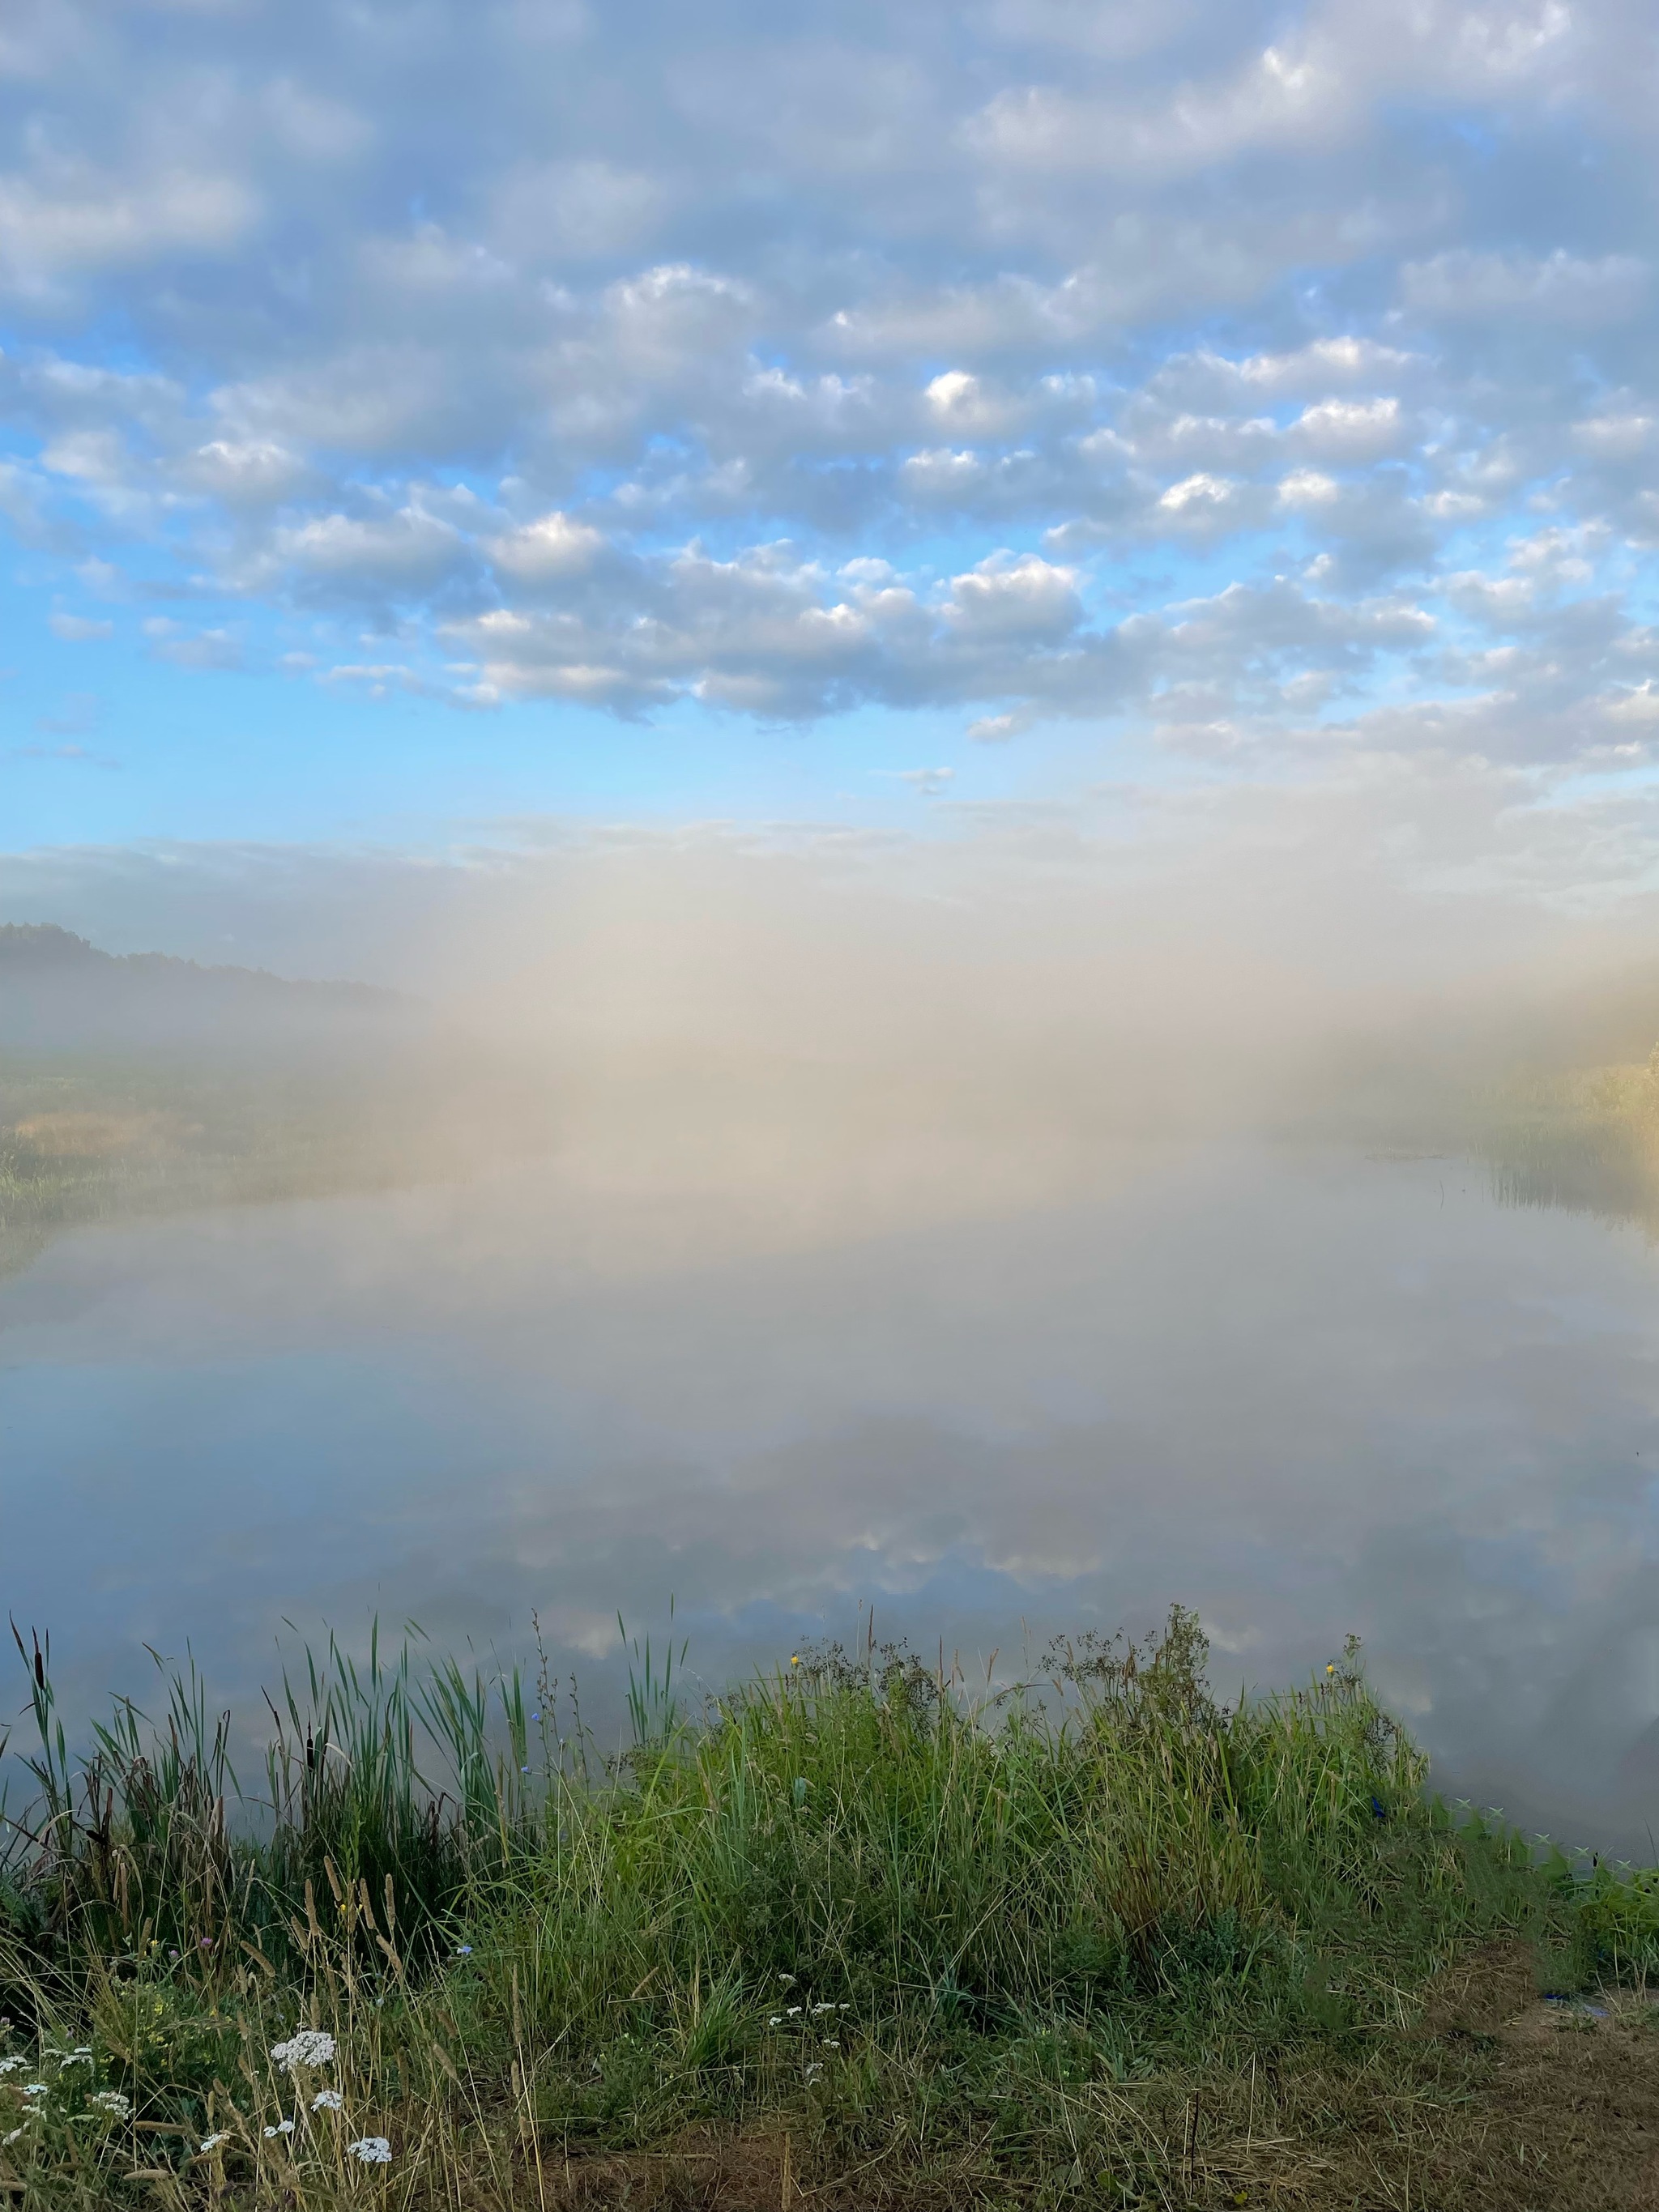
[2,0,1658,953]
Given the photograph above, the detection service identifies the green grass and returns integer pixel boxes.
[0,1612,1648,2208]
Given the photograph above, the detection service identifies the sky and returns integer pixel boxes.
[2,0,1659,961]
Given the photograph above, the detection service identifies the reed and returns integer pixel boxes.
[0,1611,1646,2207]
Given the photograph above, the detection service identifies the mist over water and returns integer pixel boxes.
[6,820,1659,1851]
[4,1107,1659,1843]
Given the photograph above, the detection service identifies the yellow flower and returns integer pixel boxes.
[790,1655,800,1666]
[1326,1664,1336,1675]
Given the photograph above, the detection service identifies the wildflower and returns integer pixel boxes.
[790,1656,800,1666]
[822,2039,840,2049]
[90,2091,130,2116]
[812,2003,835,2015]
[1326,1664,1336,1675]
[768,2015,783,2027]
[454,1945,473,1957]
[0,2057,24,2075]
[311,2090,343,2112]
[21,2085,47,2099]
[199,2133,229,2153]
[348,2136,393,2163]
[803,2063,823,2083]
[777,1973,795,1988]
[264,2120,296,2137]
[2,2128,24,2146]
[520,1765,530,1774]
[271,2030,335,2070]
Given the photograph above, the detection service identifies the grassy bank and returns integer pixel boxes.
[0,1613,1653,2209]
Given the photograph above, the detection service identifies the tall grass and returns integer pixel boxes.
[0,1611,1646,2207]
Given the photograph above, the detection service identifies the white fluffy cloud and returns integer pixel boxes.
[0,0,1655,768]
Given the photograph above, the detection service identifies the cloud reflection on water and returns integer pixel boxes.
[3,1136,1658,1854]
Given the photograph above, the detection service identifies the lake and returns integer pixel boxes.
[3,1139,1658,1856]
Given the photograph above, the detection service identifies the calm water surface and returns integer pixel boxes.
[4,1142,1658,1853]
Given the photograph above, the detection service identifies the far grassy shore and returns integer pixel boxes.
[1478,1045,1659,1231]
[1,1612,1655,2210]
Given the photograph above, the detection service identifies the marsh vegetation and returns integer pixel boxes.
[1,1612,1653,2210]
[0,1053,469,1276]
[1478,1047,1659,1232]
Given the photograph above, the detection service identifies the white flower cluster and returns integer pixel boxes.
[311,2089,343,2112]
[199,2131,230,2154]
[89,2091,130,2116]
[0,2058,24,2076]
[270,2030,336,2071]
[348,2135,392,2163]
[264,2119,296,2138]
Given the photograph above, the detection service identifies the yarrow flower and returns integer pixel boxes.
[199,2133,229,2153]
[21,2086,47,2099]
[311,2090,343,2112]
[271,2031,336,2070]
[348,2136,393,2163]
[0,2057,25,2075]
[264,2120,296,2137]
[89,2091,130,2116]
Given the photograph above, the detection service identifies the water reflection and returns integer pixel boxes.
[3,1141,1658,1856]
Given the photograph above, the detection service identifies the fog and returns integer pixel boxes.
[6,799,1659,1852]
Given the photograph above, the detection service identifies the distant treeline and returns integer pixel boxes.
[0,925,550,1272]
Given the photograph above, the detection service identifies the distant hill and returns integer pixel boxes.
[0,923,411,1053]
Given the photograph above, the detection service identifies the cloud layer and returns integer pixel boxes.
[0,0,1657,770]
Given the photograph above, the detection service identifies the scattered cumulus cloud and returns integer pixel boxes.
[0,0,1654,778]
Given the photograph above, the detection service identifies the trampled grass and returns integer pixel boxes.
[0,1611,1650,2208]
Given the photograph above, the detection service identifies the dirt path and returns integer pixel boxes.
[1291,1941,1659,2212]
[539,1946,1659,2210]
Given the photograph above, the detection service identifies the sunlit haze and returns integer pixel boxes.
[6,0,1659,1862]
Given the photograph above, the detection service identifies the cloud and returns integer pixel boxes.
[0,162,257,300]
[1398,249,1649,325]
[49,612,113,641]
[143,618,242,671]
[0,0,1651,783]
[488,511,607,582]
